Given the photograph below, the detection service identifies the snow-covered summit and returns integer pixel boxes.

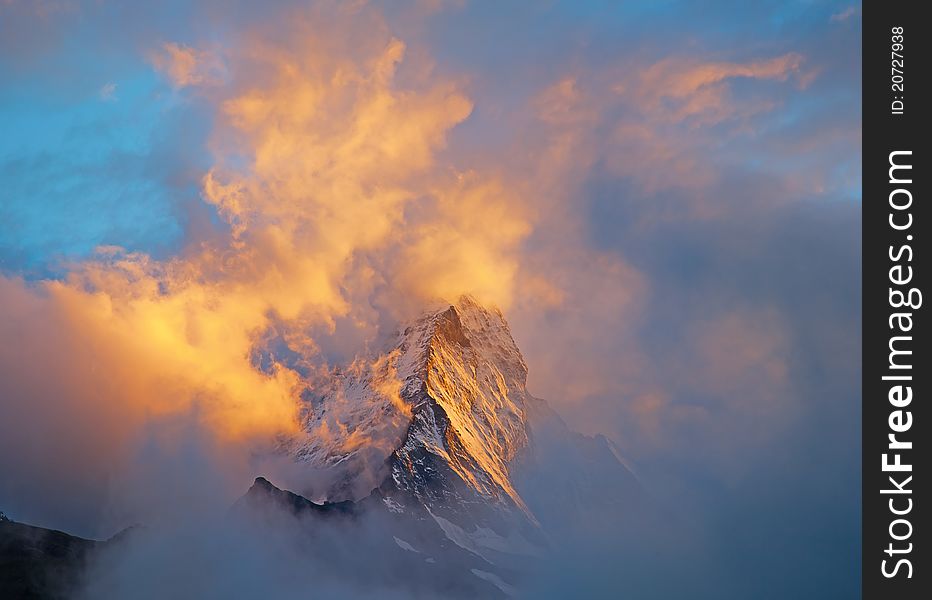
[389,295,532,515]
[288,296,534,513]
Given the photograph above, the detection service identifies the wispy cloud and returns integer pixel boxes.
[830,6,859,23]
[99,81,117,101]
[150,42,224,88]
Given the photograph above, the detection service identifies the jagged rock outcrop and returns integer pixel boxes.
[0,516,100,598]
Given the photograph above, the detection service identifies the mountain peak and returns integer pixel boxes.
[252,476,274,490]
[287,297,534,518]
[239,475,356,517]
[430,304,472,348]
[388,297,533,517]
[241,297,648,597]
[404,295,527,389]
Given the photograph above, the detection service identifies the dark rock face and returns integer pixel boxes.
[512,397,661,536]
[0,518,99,599]
[433,305,472,348]
[235,477,359,518]
[232,477,516,599]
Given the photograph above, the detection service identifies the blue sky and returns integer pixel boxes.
[1,1,860,275]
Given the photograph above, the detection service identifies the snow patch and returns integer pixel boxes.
[427,508,494,564]
[603,436,642,482]
[382,496,405,514]
[471,569,517,597]
[470,526,543,557]
[393,536,419,553]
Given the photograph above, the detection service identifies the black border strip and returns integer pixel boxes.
[863,1,926,597]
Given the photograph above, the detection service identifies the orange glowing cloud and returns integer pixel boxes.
[150,42,224,88]
[1,2,541,486]
[528,51,811,201]
[631,53,805,125]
